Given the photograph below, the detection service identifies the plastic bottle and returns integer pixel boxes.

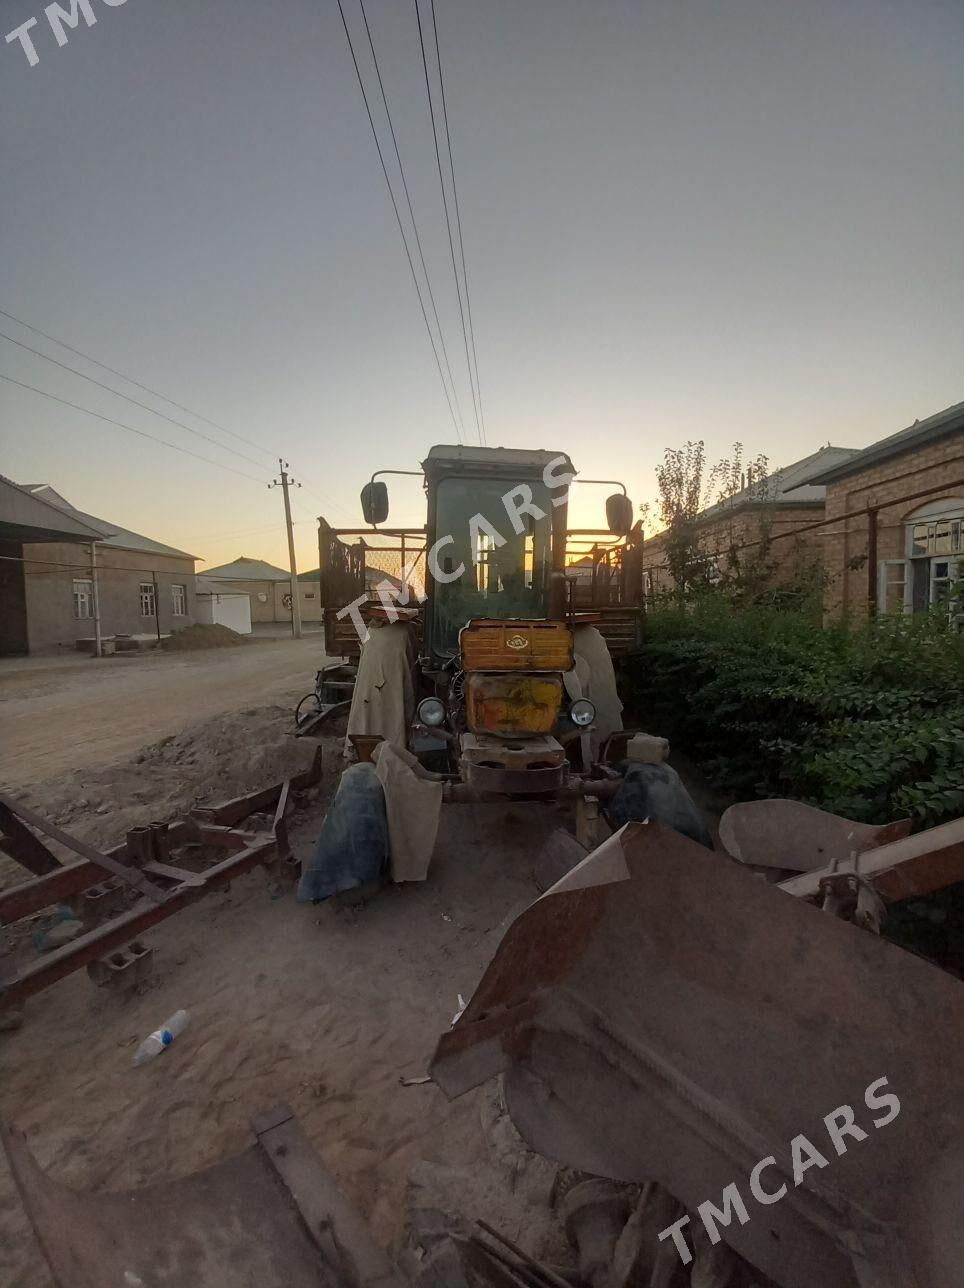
[133,1010,189,1066]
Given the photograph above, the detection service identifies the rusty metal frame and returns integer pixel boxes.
[0,749,321,1011]
[430,820,964,1288]
[2,1102,404,1287]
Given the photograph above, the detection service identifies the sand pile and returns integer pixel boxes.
[0,705,333,887]
[161,624,247,651]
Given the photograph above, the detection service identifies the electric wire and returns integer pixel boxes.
[0,372,267,486]
[429,0,487,444]
[0,306,277,463]
[334,0,463,442]
[415,0,483,445]
[0,306,352,519]
[356,0,468,443]
[0,330,270,472]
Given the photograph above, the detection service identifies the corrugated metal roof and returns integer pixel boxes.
[793,400,964,487]
[19,484,195,558]
[202,556,292,581]
[0,476,105,543]
[697,445,859,523]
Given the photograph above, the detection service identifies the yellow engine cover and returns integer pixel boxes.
[459,619,574,672]
[465,672,563,737]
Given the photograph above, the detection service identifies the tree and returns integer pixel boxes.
[649,441,769,595]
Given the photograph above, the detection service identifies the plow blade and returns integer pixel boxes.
[429,822,964,1288]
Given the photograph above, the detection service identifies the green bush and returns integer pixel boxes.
[621,595,964,829]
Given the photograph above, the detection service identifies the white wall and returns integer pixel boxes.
[196,593,252,635]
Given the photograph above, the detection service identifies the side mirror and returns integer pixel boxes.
[606,493,633,535]
[361,481,389,525]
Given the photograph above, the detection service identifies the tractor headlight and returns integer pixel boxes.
[417,697,446,727]
[569,698,596,728]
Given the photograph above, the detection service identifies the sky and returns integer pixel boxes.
[1,0,962,573]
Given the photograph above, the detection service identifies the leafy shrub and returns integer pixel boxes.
[620,595,964,829]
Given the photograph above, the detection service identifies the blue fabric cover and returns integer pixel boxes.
[608,762,714,850]
[297,762,390,903]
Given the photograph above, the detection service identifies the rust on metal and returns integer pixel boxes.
[430,821,964,1288]
[779,815,964,903]
[0,836,277,1009]
[0,758,323,1011]
[0,801,61,876]
[1,1104,405,1287]
[720,798,912,874]
[0,793,168,904]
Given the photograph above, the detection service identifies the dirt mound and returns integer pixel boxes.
[0,705,336,887]
[162,624,247,651]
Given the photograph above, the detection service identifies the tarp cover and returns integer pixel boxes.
[297,762,389,903]
[608,762,713,849]
[345,620,416,755]
[372,741,443,883]
[564,624,623,753]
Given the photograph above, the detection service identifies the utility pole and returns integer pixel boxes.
[270,459,302,639]
[90,541,102,659]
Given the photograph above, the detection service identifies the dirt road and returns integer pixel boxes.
[0,636,331,789]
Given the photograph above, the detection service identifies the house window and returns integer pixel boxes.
[895,497,964,617]
[139,582,156,617]
[73,579,94,620]
[910,518,962,557]
[171,584,187,616]
[930,557,963,608]
[878,560,910,615]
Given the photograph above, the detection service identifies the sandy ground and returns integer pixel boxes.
[0,635,331,789]
[0,652,723,1286]
[0,775,585,1286]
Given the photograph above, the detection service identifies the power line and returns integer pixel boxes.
[334,0,463,442]
[415,0,484,446]
[357,0,467,442]
[0,330,269,472]
[0,373,267,485]
[0,306,358,521]
[430,0,487,445]
[0,306,277,464]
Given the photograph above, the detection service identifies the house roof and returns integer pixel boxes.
[0,476,105,544]
[196,576,250,596]
[298,565,404,589]
[696,445,860,523]
[202,556,292,581]
[18,484,196,559]
[791,400,964,488]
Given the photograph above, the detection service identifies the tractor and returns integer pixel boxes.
[298,444,643,800]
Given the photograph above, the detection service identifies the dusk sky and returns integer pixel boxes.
[1,0,962,573]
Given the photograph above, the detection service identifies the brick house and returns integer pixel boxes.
[794,400,964,619]
[640,445,858,595]
[10,483,197,653]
